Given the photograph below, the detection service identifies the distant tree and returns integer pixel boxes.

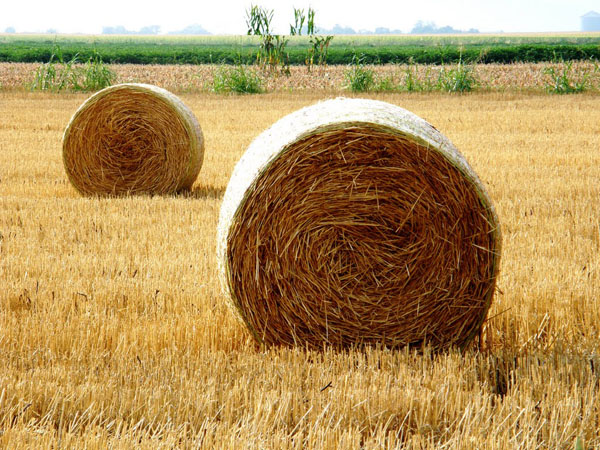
[168,24,210,35]
[411,20,478,34]
[329,24,357,34]
[411,20,436,34]
[46,28,57,34]
[5,26,16,33]
[320,24,402,35]
[358,28,402,35]
[102,25,165,35]
[139,25,160,35]
[102,25,132,34]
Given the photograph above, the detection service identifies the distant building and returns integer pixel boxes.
[581,11,600,31]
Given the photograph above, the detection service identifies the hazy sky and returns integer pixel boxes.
[1,0,597,34]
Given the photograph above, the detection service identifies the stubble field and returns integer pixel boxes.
[0,61,598,93]
[1,77,599,448]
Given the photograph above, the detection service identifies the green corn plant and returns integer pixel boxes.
[344,55,375,92]
[245,4,288,73]
[246,5,272,36]
[274,35,290,75]
[32,57,59,91]
[290,8,305,35]
[305,7,334,72]
[401,58,430,92]
[307,7,315,35]
[543,60,590,94]
[403,64,421,91]
[313,35,333,67]
[246,4,272,67]
[437,58,478,93]
[78,51,116,92]
[32,46,75,92]
[373,74,398,92]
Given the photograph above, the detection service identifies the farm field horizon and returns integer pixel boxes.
[2,32,600,65]
[1,84,600,447]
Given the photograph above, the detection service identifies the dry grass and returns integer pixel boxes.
[1,89,599,448]
[0,61,597,93]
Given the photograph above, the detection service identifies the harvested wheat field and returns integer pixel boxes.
[0,61,597,93]
[1,89,599,448]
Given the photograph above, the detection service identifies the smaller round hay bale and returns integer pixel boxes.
[217,98,501,350]
[62,83,203,196]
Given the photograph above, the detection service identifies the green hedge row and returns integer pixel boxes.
[327,44,600,64]
[1,42,599,65]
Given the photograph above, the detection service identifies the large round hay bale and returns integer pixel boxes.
[62,83,203,196]
[217,98,501,350]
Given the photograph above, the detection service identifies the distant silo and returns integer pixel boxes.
[581,11,600,31]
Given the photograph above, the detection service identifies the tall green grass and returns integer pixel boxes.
[437,59,478,92]
[344,56,375,92]
[543,60,596,94]
[78,52,116,91]
[401,64,438,92]
[31,47,115,92]
[345,58,479,93]
[212,65,264,94]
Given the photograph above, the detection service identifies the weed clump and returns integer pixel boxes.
[344,56,375,92]
[437,59,478,93]
[32,46,115,92]
[212,65,264,94]
[543,60,595,94]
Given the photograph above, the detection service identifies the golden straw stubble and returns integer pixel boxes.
[62,83,204,196]
[218,98,501,350]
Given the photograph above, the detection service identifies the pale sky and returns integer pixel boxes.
[1,0,597,34]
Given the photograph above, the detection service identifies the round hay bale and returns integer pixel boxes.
[217,98,501,350]
[62,83,203,196]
